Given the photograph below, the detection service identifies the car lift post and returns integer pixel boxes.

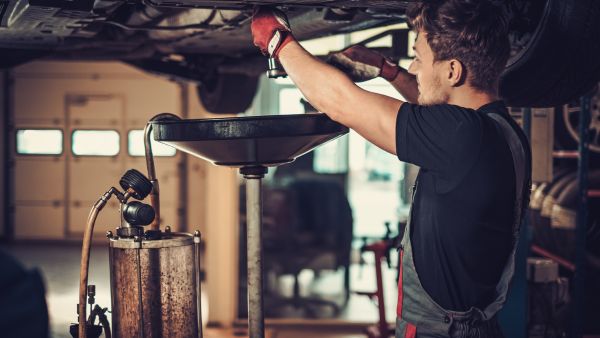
[241,166,268,338]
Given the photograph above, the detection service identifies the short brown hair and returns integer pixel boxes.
[407,0,510,94]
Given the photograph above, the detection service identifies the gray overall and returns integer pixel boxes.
[395,112,527,338]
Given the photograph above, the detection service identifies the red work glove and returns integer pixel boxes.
[251,7,295,58]
[328,45,400,82]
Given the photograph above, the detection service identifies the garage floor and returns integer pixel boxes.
[3,243,398,338]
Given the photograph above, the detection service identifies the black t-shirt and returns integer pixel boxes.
[396,100,529,311]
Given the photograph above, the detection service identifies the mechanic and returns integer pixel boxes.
[251,0,531,337]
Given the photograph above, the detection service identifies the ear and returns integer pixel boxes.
[446,59,464,87]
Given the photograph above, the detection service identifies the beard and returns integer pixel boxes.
[417,74,449,106]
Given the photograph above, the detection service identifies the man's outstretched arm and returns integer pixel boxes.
[278,41,402,154]
[251,7,403,155]
[327,44,419,103]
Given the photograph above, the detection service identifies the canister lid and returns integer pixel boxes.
[109,232,194,249]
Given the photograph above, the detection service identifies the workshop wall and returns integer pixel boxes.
[7,62,240,326]
[11,61,182,239]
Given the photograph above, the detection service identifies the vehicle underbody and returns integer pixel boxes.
[1,0,600,110]
[0,1,408,62]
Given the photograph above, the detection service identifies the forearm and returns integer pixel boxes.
[278,41,360,124]
[278,41,402,154]
[389,68,419,103]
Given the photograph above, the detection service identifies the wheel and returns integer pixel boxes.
[500,0,600,107]
[553,84,600,163]
[197,72,259,115]
[562,86,600,153]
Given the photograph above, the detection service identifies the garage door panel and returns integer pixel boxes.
[122,160,147,178]
[15,206,64,239]
[16,79,128,122]
[15,159,65,201]
[68,199,121,235]
[124,158,179,203]
[120,79,180,122]
[157,205,180,232]
[69,159,123,201]
[68,94,123,123]
[156,170,179,202]
[12,63,182,240]
[14,79,67,122]
[154,157,179,200]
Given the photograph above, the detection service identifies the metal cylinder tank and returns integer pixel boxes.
[109,232,200,338]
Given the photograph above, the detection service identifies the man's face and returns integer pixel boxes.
[407,32,450,106]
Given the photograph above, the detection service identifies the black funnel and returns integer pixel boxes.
[151,113,348,167]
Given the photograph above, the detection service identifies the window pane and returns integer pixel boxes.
[300,34,345,55]
[72,130,120,156]
[349,23,408,47]
[16,129,63,155]
[278,88,305,115]
[128,130,176,157]
[348,130,405,239]
[314,135,349,174]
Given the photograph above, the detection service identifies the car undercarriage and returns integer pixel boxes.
[2,0,600,111]
[0,1,407,60]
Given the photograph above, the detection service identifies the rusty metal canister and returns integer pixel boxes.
[109,232,201,338]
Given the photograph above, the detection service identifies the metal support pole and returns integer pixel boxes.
[523,107,532,140]
[572,93,591,338]
[241,166,267,338]
[374,247,387,336]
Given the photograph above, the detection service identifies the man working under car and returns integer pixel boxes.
[251,1,531,337]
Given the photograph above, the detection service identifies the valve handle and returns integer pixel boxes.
[119,169,153,200]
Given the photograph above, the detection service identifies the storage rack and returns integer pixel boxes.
[526,92,598,338]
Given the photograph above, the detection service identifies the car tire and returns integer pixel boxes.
[552,84,600,163]
[500,0,600,107]
[197,73,259,115]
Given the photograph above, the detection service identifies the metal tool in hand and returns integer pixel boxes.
[267,57,286,78]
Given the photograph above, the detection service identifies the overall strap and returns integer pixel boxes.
[488,113,527,235]
[482,113,527,319]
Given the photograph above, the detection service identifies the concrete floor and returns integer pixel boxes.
[3,243,398,338]
[4,243,111,338]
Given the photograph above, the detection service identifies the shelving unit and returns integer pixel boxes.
[552,150,579,159]
[550,152,600,196]
[530,92,596,338]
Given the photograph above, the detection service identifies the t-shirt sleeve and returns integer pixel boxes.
[396,102,483,188]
